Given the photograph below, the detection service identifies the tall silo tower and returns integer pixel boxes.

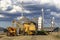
[41,8,44,30]
[38,8,44,31]
[38,16,42,31]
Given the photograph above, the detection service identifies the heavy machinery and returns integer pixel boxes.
[7,20,37,36]
[12,20,37,35]
[23,22,37,35]
[7,27,17,36]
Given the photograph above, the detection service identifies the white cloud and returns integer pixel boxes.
[0,14,7,18]
[35,0,52,4]
[0,0,60,14]
[0,0,12,11]
[16,16,23,20]
[0,14,5,18]
[24,10,31,13]
[34,0,60,9]
[9,5,22,13]
[0,0,31,14]
[17,0,32,2]
[51,12,60,17]
[53,0,60,9]
[8,5,31,13]
[45,9,51,11]
[0,14,10,18]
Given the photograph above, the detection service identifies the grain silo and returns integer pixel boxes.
[38,16,42,31]
[38,8,44,31]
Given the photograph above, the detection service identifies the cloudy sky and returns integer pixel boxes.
[0,0,60,28]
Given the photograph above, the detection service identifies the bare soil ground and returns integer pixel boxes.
[0,32,60,40]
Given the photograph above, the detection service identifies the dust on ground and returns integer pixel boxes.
[0,32,60,40]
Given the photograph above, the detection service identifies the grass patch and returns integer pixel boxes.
[37,30,49,35]
[55,35,60,38]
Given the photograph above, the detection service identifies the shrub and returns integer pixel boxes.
[37,30,49,35]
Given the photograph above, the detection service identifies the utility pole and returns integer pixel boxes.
[16,1,24,35]
[51,17,55,27]
[51,17,55,32]
[21,1,24,17]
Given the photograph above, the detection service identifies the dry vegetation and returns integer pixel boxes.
[0,32,60,40]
